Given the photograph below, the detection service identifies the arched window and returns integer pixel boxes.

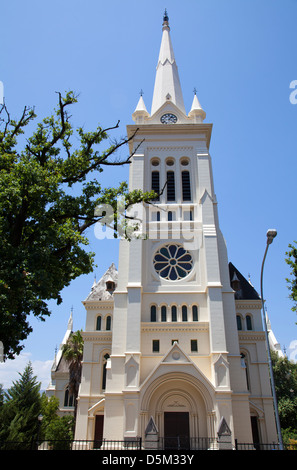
[166,171,175,201]
[182,170,191,201]
[246,315,253,330]
[161,305,167,322]
[171,305,177,322]
[151,171,160,200]
[182,305,188,321]
[192,305,198,321]
[150,305,157,322]
[102,353,110,390]
[106,315,111,331]
[64,386,74,407]
[241,353,250,390]
[151,158,160,167]
[96,316,102,331]
[236,315,242,330]
[180,158,189,167]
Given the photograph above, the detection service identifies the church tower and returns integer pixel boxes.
[74,11,278,448]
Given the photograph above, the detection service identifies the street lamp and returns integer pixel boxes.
[260,229,283,450]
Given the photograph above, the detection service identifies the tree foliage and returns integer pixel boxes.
[271,350,297,441]
[0,92,156,358]
[286,241,297,313]
[0,362,41,445]
[40,394,74,449]
[0,364,75,448]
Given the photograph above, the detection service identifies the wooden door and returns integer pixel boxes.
[94,415,104,448]
[164,412,190,449]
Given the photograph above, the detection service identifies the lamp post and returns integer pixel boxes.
[260,229,283,450]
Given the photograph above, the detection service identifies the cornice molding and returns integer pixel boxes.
[238,331,265,341]
[141,322,208,332]
[146,145,193,152]
[235,301,262,310]
[83,303,114,310]
[82,332,112,342]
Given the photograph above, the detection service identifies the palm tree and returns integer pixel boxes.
[62,330,84,423]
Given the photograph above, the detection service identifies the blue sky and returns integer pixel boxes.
[1,0,297,388]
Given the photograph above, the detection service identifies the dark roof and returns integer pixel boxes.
[229,262,260,300]
[55,354,70,373]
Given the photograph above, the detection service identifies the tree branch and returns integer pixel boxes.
[61,126,143,184]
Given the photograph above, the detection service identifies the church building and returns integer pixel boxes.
[47,11,278,449]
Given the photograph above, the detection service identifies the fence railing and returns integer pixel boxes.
[1,437,296,450]
[234,440,297,451]
[0,438,142,451]
[158,436,218,450]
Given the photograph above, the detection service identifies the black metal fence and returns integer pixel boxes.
[234,440,297,451]
[0,438,142,451]
[1,438,296,451]
[158,436,217,450]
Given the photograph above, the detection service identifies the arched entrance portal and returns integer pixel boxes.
[141,372,215,449]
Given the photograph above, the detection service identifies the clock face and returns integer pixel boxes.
[160,113,178,124]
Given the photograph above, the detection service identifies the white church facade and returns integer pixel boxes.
[47,12,278,449]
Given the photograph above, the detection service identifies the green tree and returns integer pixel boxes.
[0,384,4,407]
[40,394,74,449]
[271,350,297,442]
[40,393,60,427]
[0,92,156,359]
[0,362,42,446]
[62,330,84,422]
[44,415,75,450]
[286,242,297,313]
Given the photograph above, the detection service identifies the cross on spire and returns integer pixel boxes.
[163,9,169,23]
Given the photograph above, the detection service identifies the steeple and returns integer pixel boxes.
[151,10,186,116]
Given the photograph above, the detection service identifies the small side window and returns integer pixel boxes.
[191,340,198,352]
[152,340,160,352]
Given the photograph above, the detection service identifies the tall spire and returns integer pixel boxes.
[151,10,186,116]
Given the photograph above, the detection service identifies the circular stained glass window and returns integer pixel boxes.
[153,244,193,280]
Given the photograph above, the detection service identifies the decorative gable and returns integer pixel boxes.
[161,342,192,364]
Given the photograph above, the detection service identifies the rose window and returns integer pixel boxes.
[153,244,193,280]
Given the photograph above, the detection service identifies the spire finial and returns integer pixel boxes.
[163,9,169,28]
